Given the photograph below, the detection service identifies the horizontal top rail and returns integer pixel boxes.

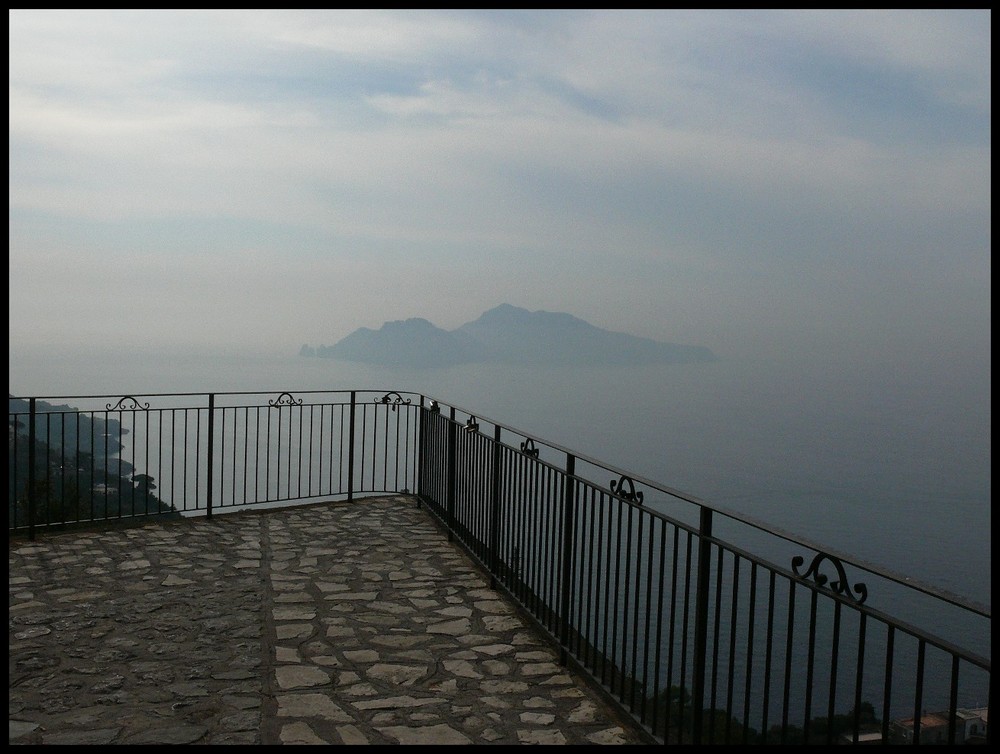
[9,388,422,403]
[422,393,991,621]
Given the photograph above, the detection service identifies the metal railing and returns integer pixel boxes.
[8,391,419,532]
[8,391,992,745]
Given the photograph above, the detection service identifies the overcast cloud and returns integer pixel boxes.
[8,10,991,373]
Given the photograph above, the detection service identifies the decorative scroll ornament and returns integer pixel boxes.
[464,416,480,433]
[269,392,303,407]
[106,396,150,411]
[376,392,411,411]
[520,438,540,458]
[610,475,644,505]
[792,553,869,605]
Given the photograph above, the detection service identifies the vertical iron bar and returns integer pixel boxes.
[725,554,740,743]
[610,496,624,696]
[543,466,555,632]
[948,656,960,744]
[446,407,456,540]
[403,403,411,491]
[243,406,250,504]
[206,393,215,519]
[691,505,714,745]
[90,410,97,522]
[651,517,667,737]
[298,402,305,498]
[913,640,926,745]
[362,403,370,492]
[761,570,777,744]
[129,407,136,516]
[827,601,842,745]
[265,403,272,501]
[306,403,314,497]
[112,411,121,516]
[417,397,427,498]
[318,403,325,497]
[489,425,503,586]
[629,507,643,713]
[46,414,54,522]
[76,412,82,520]
[852,613,867,744]
[881,627,894,745]
[528,456,538,612]
[781,582,797,743]
[220,406,227,506]
[663,526,681,739]
[511,451,522,598]
[60,410,66,524]
[10,410,19,530]
[598,492,612,684]
[347,391,356,502]
[103,408,109,519]
[287,400,294,499]
[571,481,585,660]
[170,410,178,511]
[742,562,758,745]
[679,531,694,743]
[804,589,818,741]
[593,490,611,683]
[986,673,992,745]
[231,406,237,505]
[458,428,466,543]
[224,406,231,506]
[255,407,262,503]
[709,545,723,742]
[585,486,598,669]
[185,409,191,510]
[339,404,346,494]
[558,453,576,665]
[640,509,655,724]
[27,398,36,540]
[382,401,389,492]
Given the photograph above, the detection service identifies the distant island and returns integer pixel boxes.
[300,304,716,368]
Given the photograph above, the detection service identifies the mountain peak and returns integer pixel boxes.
[475,303,530,321]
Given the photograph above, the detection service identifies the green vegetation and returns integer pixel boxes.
[9,398,177,529]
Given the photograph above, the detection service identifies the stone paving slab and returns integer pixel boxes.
[10,495,641,745]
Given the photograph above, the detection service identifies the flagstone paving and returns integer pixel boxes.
[9,495,641,745]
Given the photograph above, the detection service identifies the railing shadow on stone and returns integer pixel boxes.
[8,391,992,746]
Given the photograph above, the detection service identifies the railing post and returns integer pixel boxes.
[559,453,576,665]
[488,424,503,587]
[691,505,713,744]
[416,396,427,500]
[446,407,456,541]
[347,391,356,502]
[206,393,215,519]
[27,397,36,541]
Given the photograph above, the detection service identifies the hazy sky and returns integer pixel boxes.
[8,10,991,368]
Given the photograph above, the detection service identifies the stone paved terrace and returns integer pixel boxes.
[9,494,643,745]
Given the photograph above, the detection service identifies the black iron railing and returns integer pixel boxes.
[8,391,992,745]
